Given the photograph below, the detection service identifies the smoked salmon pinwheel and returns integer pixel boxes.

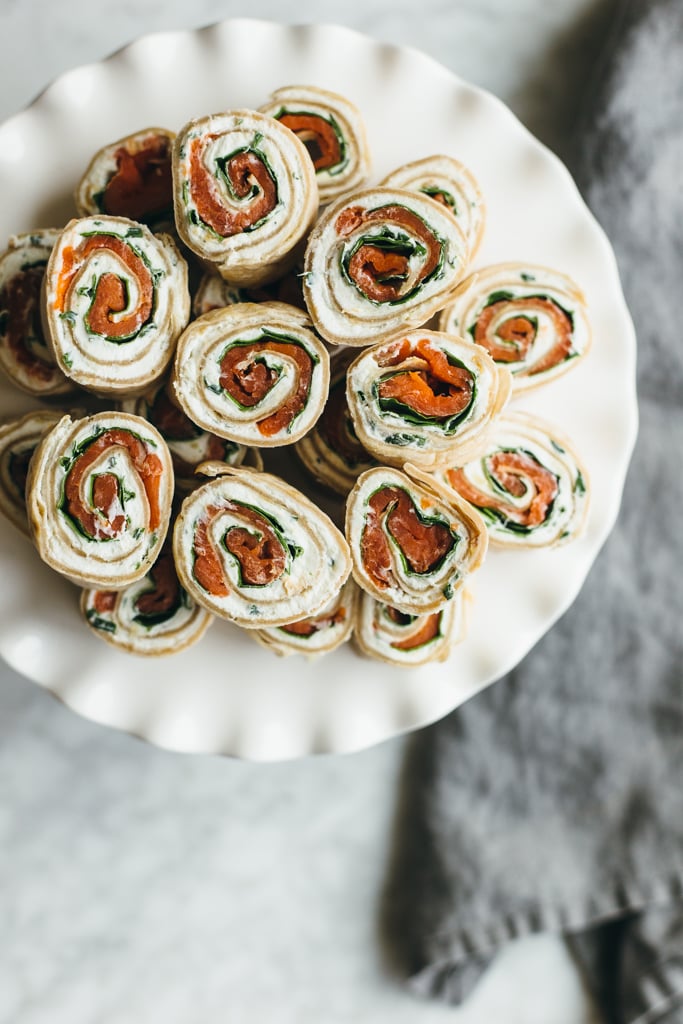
[380,155,485,261]
[303,187,468,347]
[173,302,329,447]
[439,263,591,391]
[434,411,589,547]
[259,85,371,204]
[345,465,487,616]
[0,230,75,396]
[121,379,262,490]
[173,464,351,628]
[0,410,62,536]
[346,330,511,471]
[252,578,357,659]
[26,412,174,589]
[173,110,318,287]
[192,267,304,318]
[75,128,175,230]
[295,348,376,495]
[354,588,468,667]
[81,544,213,656]
[43,216,190,396]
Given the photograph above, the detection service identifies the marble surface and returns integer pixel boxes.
[0,1,612,1021]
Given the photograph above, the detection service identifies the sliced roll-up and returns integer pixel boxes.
[121,379,261,490]
[345,465,487,616]
[173,110,318,287]
[259,85,371,204]
[380,154,485,261]
[173,302,329,447]
[43,216,190,396]
[75,128,175,230]
[303,187,468,347]
[354,587,468,667]
[252,578,357,658]
[346,330,511,471]
[81,544,212,656]
[26,411,174,589]
[433,411,589,547]
[295,348,376,495]
[0,230,76,396]
[173,463,351,628]
[192,267,305,318]
[439,263,591,391]
[0,410,63,536]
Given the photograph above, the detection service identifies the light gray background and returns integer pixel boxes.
[0,1,613,1021]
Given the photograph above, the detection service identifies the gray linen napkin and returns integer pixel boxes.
[381,2,683,1021]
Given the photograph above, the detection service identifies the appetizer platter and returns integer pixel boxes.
[0,20,636,760]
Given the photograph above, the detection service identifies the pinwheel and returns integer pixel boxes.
[345,329,511,470]
[173,110,318,286]
[173,301,329,447]
[81,544,212,656]
[0,410,63,536]
[259,85,371,204]
[192,268,304,318]
[434,411,589,547]
[75,127,175,229]
[252,578,357,658]
[173,463,351,628]
[303,186,467,347]
[0,230,75,396]
[26,412,174,588]
[42,215,190,395]
[380,154,485,260]
[354,587,467,666]
[439,263,591,391]
[345,465,487,615]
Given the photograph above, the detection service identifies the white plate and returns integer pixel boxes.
[0,19,637,761]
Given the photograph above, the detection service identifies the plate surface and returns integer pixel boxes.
[0,19,637,761]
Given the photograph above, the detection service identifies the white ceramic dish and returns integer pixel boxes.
[0,19,637,761]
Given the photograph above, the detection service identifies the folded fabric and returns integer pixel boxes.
[382,1,683,1021]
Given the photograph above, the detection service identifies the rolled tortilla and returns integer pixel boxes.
[121,379,262,490]
[0,409,63,536]
[173,463,351,628]
[0,230,75,396]
[294,347,376,495]
[346,329,511,470]
[380,154,485,261]
[345,465,487,616]
[192,267,305,318]
[252,578,357,658]
[433,411,589,547]
[26,411,174,588]
[173,110,318,287]
[75,127,175,230]
[173,301,329,447]
[303,187,468,347]
[354,587,468,667]
[439,263,591,391]
[81,543,212,656]
[259,85,370,204]
[43,216,190,396]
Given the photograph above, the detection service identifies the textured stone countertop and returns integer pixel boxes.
[0,1,611,1021]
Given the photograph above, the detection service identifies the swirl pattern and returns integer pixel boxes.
[260,85,371,204]
[252,578,357,658]
[439,263,591,391]
[81,545,212,656]
[303,187,468,347]
[173,110,318,287]
[173,301,329,447]
[26,412,174,588]
[0,410,63,536]
[346,329,511,470]
[354,587,468,666]
[345,465,487,615]
[0,230,75,396]
[173,465,351,628]
[434,411,589,547]
[43,215,190,395]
